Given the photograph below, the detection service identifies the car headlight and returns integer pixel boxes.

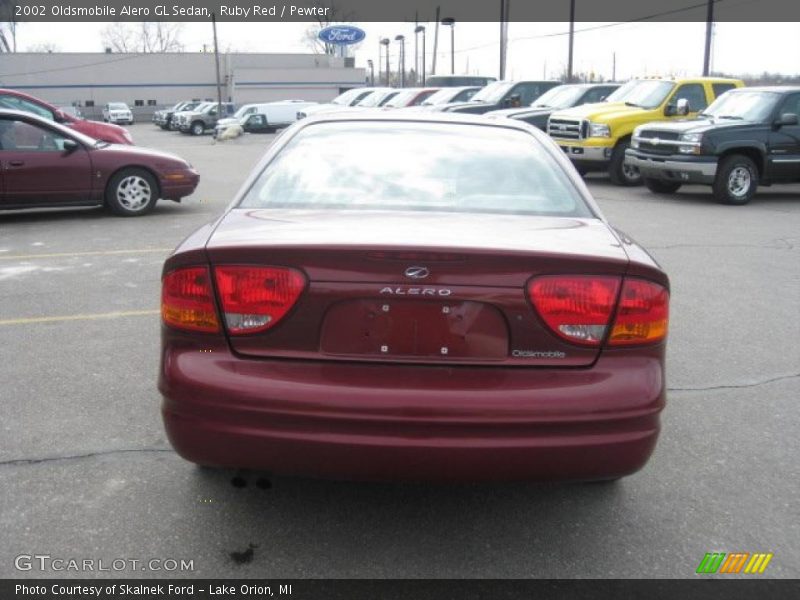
[588,122,610,138]
[678,132,703,154]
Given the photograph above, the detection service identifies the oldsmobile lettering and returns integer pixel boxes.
[379,287,452,297]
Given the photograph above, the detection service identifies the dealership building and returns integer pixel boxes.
[0,52,366,118]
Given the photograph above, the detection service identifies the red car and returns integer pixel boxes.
[159,113,670,482]
[0,110,199,216]
[0,88,133,145]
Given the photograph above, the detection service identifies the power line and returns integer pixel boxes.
[452,0,728,54]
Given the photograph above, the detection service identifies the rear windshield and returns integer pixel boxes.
[239,122,591,218]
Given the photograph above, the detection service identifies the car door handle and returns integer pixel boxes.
[8,160,25,167]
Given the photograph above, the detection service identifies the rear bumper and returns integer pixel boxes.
[626,150,718,184]
[159,341,665,482]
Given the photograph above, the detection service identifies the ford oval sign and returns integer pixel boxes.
[318,25,366,46]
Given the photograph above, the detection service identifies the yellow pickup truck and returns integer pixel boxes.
[547,77,744,185]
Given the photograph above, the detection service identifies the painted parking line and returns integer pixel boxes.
[0,309,160,327]
[0,248,172,261]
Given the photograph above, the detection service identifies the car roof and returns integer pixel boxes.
[298,110,542,134]
[0,108,86,137]
[727,85,800,94]
[629,76,742,83]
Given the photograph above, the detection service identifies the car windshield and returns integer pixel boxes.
[357,91,395,107]
[233,106,256,119]
[531,85,585,108]
[422,88,470,105]
[383,90,418,107]
[239,122,590,218]
[471,81,515,103]
[701,91,780,122]
[331,88,366,105]
[605,80,675,108]
[108,103,128,110]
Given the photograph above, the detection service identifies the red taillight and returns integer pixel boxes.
[608,279,669,346]
[528,275,621,346]
[161,267,220,333]
[213,266,306,335]
[528,275,669,347]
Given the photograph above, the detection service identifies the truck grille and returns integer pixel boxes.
[635,129,682,156]
[637,130,680,141]
[548,118,585,140]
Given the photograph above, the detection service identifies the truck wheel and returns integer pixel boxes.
[609,141,642,186]
[644,178,682,194]
[190,121,205,136]
[713,155,758,205]
[105,168,158,216]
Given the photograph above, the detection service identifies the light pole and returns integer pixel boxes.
[567,0,575,82]
[367,59,374,86]
[380,37,390,86]
[703,0,715,76]
[415,25,426,86]
[395,35,406,88]
[441,18,455,75]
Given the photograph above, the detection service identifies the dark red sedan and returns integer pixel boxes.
[1,88,134,145]
[159,113,669,482]
[0,110,198,216]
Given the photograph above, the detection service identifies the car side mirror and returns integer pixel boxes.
[676,98,690,116]
[62,139,79,153]
[54,109,68,123]
[506,93,522,108]
[775,112,799,127]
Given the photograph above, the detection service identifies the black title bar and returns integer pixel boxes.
[2,0,800,22]
[3,579,800,600]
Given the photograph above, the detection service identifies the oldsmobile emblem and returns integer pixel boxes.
[404,266,429,279]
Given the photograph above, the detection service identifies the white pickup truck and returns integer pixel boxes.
[215,100,318,136]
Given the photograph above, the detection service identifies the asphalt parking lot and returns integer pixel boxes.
[1,123,798,579]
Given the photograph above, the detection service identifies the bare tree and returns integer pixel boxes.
[26,42,60,53]
[0,0,18,52]
[101,22,184,53]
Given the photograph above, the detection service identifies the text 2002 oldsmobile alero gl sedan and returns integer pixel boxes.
[159,113,670,482]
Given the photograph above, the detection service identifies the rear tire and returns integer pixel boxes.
[609,140,642,186]
[105,168,158,216]
[713,154,758,205]
[644,178,682,194]
[190,121,205,136]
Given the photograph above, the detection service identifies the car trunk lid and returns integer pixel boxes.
[205,209,629,367]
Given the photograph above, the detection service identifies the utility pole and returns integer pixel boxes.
[499,0,510,80]
[211,13,223,115]
[703,0,715,76]
[612,52,616,81]
[567,0,575,82]
[432,5,440,74]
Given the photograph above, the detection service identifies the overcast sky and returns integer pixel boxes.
[13,21,800,81]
